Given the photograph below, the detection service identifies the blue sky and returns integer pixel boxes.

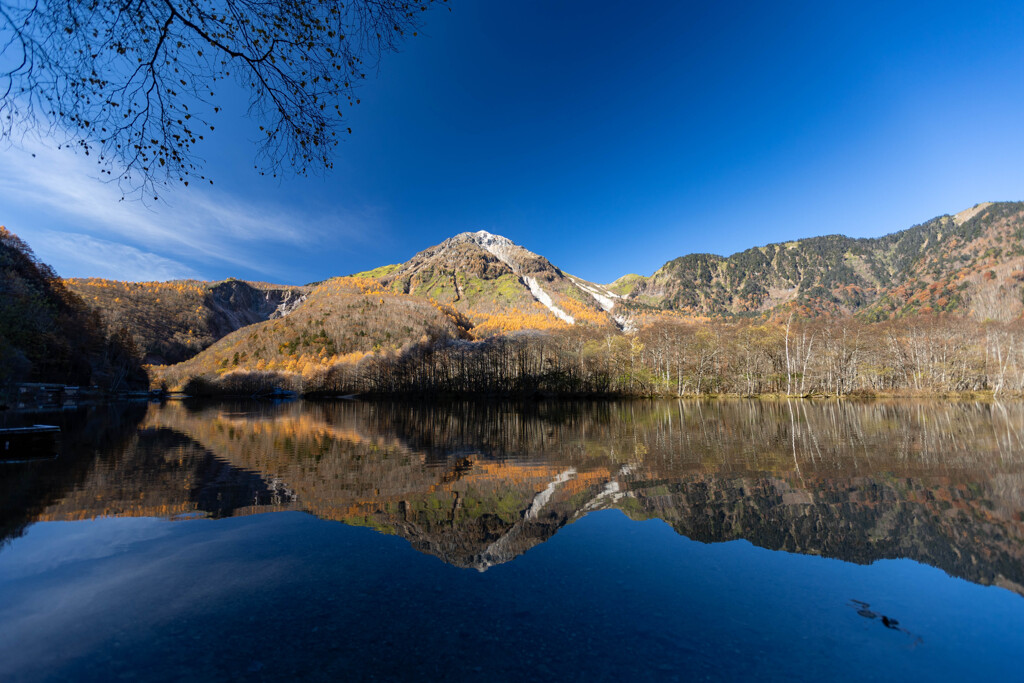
[2,0,1024,284]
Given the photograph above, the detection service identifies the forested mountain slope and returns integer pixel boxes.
[620,201,1024,320]
[0,227,145,389]
[66,277,309,364]
[153,276,471,389]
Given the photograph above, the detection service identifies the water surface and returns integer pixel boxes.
[2,399,1023,681]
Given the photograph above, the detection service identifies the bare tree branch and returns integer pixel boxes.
[0,0,445,197]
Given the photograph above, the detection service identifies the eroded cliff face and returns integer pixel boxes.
[11,400,1024,594]
[204,280,307,339]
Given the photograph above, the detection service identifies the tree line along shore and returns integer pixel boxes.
[153,315,1024,399]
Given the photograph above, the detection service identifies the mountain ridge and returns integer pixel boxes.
[6,201,1024,394]
[57,200,1024,353]
[611,200,1024,319]
[65,277,310,365]
[0,226,146,391]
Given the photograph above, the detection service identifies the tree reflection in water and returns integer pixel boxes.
[4,398,1024,593]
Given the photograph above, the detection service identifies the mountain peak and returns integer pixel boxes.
[447,229,518,249]
[450,230,535,272]
[368,229,611,327]
[466,229,503,241]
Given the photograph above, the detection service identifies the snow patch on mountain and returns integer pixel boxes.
[580,479,624,513]
[474,467,576,571]
[578,465,635,515]
[524,276,575,324]
[566,276,637,331]
[569,276,619,311]
[468,230,526,272]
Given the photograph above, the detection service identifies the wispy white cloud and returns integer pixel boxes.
[0,142,375,282]
[31,230,201,281]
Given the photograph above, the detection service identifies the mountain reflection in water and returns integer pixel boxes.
[4,399,1023,593]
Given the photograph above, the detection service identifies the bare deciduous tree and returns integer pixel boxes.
[0,0,444,195]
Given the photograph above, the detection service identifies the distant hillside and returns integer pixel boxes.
[357,204,1024,328]
[66,277,308,364]
[621,201,1024,320]
[153,276,471,390]
[0,227,145,390]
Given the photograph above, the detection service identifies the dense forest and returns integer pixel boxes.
[156,314,1024,398]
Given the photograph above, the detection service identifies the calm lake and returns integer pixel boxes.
[2,399,1023,681]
